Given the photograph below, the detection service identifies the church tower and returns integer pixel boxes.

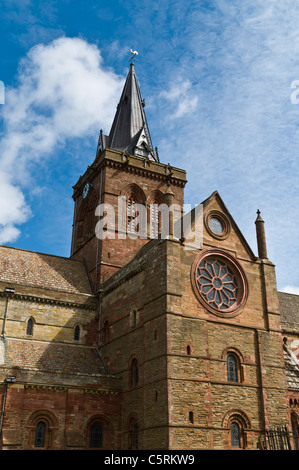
[70,61,187,292]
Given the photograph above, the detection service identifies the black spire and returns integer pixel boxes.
[99,62,159,162]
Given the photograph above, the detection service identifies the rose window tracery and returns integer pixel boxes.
[196,258,238,310]
[192,250,248,317]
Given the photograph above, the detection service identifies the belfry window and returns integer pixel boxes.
[127,195,136,233]
[150,204,160,238]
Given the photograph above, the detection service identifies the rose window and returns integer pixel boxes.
[192,251,248,316]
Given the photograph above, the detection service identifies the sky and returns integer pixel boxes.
[0,0,298,294]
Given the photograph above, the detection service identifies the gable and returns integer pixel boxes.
[180,191,256,261]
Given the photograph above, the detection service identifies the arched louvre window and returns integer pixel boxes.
[227,354,238,382]
[90,423,103,448]
[127,195,136,233]
[230,422,241,448]
[26,318,33,336]
[150,204,160,238]
[35,421,46,448]
[74,324,80,341]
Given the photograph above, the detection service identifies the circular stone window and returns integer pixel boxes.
[205,210,230,239]
[191,250,248,317]
[209,217,224,235]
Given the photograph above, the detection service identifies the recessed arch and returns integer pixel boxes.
[85,414,114,449]
[26,409,59,449]
[222,409,251,450]
[121,183,146,204]
[222,409,251,429]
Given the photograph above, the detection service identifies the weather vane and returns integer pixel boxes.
[129,49,139,64]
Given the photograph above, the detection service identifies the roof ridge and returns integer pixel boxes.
[0,244,83,263]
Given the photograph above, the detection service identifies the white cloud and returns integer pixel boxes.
[160,79,198,119]
[0,37,124,243]
[280,286,299,296]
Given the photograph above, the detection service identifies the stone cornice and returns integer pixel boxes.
[0,291,97,310]
[72,149,187,197]
[23,384,120,395]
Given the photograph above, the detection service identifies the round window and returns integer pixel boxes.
[205,210,230,239]
[208,217,224,235]
[192,250,248,317]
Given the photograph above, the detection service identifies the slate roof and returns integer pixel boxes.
[278,291,299,332]
[278,292,299,390]
[283,343,299,390]
[1,338,107,378]
[101,63,159,162]
[0,245,93,297]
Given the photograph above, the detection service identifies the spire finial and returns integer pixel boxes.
[129,49,138,64]
[256,209,263,221]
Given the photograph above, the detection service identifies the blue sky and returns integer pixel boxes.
[0,0,298,293]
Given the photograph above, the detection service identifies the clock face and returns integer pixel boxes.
[82,181,92,200]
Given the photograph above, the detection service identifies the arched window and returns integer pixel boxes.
[26,318,34,336]
[227,354,238,382]
[148,190,164,239]
[150,204,160,238]
[128,418,139,449]
[26,410,58,449]
[122,184,146,237]
[130,358,139,388]
[34,421,46,448]
[127,195,136,233]
[131,309,137,328]
[90,423,103,448]
[222,410,250,450]
[74,324,80,341]
[230,422,241,448]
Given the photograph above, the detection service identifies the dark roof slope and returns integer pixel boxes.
[4,338,105,375]
[283,343,299,390]
[278,291,299,332]
[0,245,92,296]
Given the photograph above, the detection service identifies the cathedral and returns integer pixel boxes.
[0,60,298,451]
